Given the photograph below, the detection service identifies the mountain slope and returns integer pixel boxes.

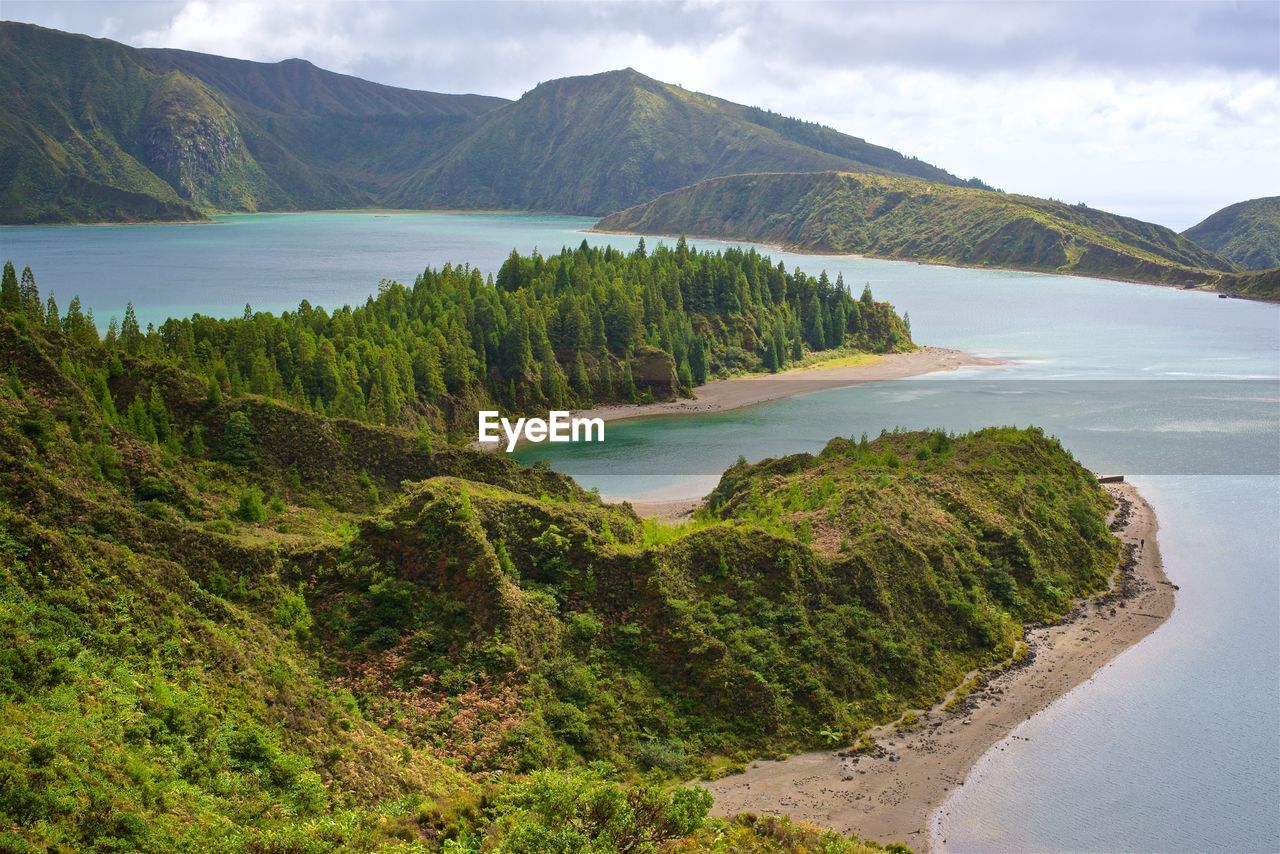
[1183,196,1280,270]
[0,23,205,222]
[388,68,964,215]
[2,25,965,223]
[0,22,507,222]
[596,170,1238,287]
[144,47,508,199]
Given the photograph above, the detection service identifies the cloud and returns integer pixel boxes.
[3,0,1277,227]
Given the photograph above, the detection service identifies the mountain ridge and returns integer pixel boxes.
[386,67,964,215]
[0,22,963,222]
[0,286,1121,848]
[593,170,1256,292]
[0,22,509,221]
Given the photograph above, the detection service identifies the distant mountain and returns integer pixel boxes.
[1,23,963,223]
[1183,197,1280,271]
[386,68,963,215]
[595,171,1239,288]
[0,22,506,222]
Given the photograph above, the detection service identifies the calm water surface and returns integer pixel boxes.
[4,213,1278,852]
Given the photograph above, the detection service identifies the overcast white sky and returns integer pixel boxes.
[7,0,1277,229]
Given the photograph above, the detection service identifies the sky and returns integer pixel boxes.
[6,0,1278,230]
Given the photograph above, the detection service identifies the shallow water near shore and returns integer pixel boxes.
[6,212,1279,851]
[935,474,1278,853]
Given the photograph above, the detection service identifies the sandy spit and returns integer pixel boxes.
[475,347,999,454]
[701,482,1175,852]
[577,347,998,427]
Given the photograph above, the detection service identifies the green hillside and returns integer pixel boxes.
[596,170,1241,288]
[144,47,509,202]
[0,22,506,223]
[0,23,204,222]
[387,68,962,215]
[1183,196,1280,270]
[0,280,1116,850]
[0,268,1120,847]
[2,23,964,223]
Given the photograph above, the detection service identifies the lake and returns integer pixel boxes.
[4,212,1278,852]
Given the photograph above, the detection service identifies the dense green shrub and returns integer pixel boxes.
[236,485,266,522]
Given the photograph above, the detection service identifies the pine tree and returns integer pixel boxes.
[104,317,120,349]
[571,353,592,405]
[220,411,257,466]
[0,261,18,312]
[89,371,117,422]
[619,361,636,400]
[121,303,141,354]
[19,266,40,320]
[366,381,386,426]
[762,337,778,373]
[44,292,59,330]
[148,387,172,442]
[689,335,709,384]
[126,396,157,443]
[206,374,224,406]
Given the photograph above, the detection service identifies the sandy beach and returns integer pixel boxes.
[579,347,998,427]
[701,482,1176,852]
[477,346,999,455]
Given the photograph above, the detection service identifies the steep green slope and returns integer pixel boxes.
[388,69,963,215]
[0,22,507,223]
[144,49,504,118]
[0,23,204,222]
[0,264,1121,849]
[1183,196,1280,270]
[145,48,508,200]
[597,170,1238,287]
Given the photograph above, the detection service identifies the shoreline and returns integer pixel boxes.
[483,348,993,458]
[581,348,1000,427]
[0,208,557,229]
[479,347,1000,456]
[701,482,1175,852]
[587,225,1267,302]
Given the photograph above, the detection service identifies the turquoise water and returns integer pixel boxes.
[0,212,599,329]
[4,213,1278,851]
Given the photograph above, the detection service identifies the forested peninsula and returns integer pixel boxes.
[1,241,911,440]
